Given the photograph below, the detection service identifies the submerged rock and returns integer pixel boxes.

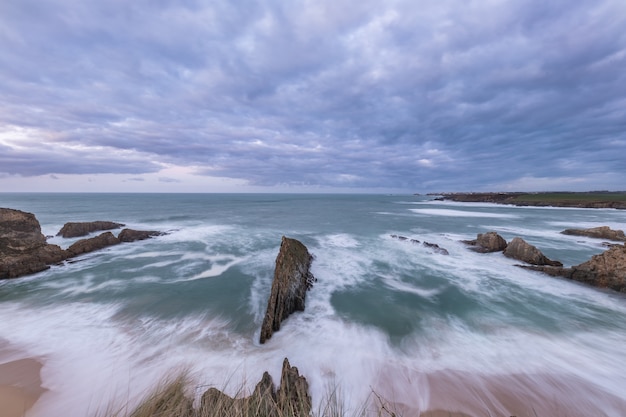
[260,236,314,344]
[198,358,311,417]
[561,226,626,242]
[57,221,125,238]
[522,244,626,293]
[390,235,449,255]
[503,237,562,266]
[464,231,508,253]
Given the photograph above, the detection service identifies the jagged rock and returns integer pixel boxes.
[57,221,125,238]
[522,244,626,292]
[0,208,67,279]
[198,358,311,417]
[503,237,562,266]
[67,232,121,257]
[259,236,314,344]
[277,358,312,414]
[561,226,626,242]
[570,244,626,292]
[118,228,164,242]
[464,232,508,253]
[0,208,48,254]
[2,208,164,279]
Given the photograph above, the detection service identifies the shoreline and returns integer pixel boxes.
[431,191,626,210]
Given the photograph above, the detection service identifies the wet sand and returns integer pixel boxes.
[0,357,46,417]
[374,368,626,417]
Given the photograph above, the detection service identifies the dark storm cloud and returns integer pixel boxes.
[1,0,625,191]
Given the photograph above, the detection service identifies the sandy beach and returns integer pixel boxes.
[373,368,626,417]
[0,357,46,417]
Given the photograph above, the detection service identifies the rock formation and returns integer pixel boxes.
[524,244,626,292]
[199,358,311,417]
[503,237,563,266]
[66,232,121,256]
[118,228,164,242]
[390,235,450,255]
[463,231,508,253]
[259,236,314,344]
[1,207,164,280]
[57,221,125,238]
[561,226,626,242]
[0,208,66,279]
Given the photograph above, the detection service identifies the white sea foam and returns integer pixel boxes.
[409,208,519,218]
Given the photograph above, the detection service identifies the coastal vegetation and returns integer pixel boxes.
[435,191,626,209]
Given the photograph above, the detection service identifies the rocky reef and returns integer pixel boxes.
[0,208,164,280]
[561,226,626,242]
[260,236,315,344]
[57,221,125,238]
[390,234,450,255]
[463,232,561,266]
[463,230,626,292]
[523,244,626,293]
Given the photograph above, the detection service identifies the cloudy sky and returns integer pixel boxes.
[1,0,625,193]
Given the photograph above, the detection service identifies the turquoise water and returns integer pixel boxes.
[1,193,626,416]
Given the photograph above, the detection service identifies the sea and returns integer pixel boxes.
[1,193,625,417]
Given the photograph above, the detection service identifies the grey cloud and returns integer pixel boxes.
[0,0,625,191]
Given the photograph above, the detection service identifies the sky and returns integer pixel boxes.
[1,0,625,193]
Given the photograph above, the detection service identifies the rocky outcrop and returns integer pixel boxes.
[503,237,563,266]
[260,237,314,344]
[118,228,164,242]
[522,244,626,292]
[199,358,311,417]
[66,232,121,257]
[561,226,626,242]
[570,244,626,291]
[2,207,164,280]
[0,208,67,279]
[463,232,508,253]
[57,221,125,238]
[390,235,450,255]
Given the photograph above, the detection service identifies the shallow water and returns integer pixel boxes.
[1,193,625,416]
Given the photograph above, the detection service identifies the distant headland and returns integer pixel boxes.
[427,191,626,209]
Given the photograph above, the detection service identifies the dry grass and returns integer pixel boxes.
[96,374,402,417]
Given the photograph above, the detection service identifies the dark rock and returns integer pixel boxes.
[118,228,164,242]
[464,231,508,253]
[391,234,449,254]
[260,237,314,344]
[67,232,121,257]
[198,358,311,417]
[561,226,626,242]
[503,237,562,266]
[1,208,68,279]
[423,241,449,255]
[57,221,125,238]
